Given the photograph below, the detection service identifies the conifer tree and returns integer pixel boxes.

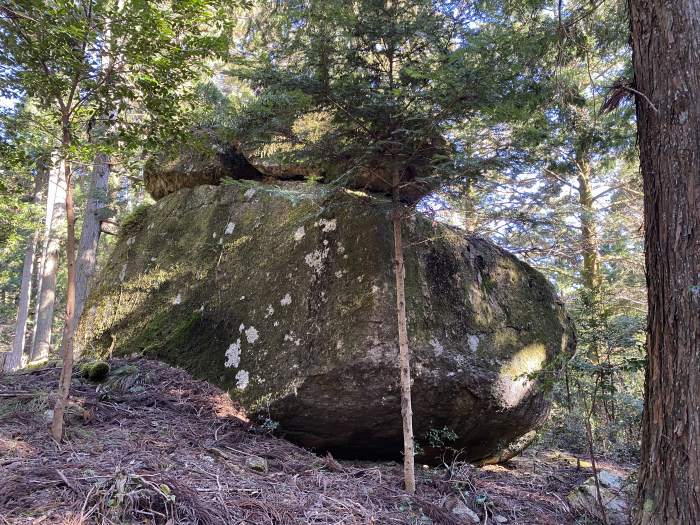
[231,0,554,491]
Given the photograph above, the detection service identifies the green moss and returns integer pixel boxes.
[80,360,111,382]
[120,203,152,238]
[483,275,497,295]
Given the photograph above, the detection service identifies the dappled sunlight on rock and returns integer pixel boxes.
[497,343,547,408]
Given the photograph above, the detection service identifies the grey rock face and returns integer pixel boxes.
[78,181,575,462]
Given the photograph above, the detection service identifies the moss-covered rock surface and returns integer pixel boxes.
[78,181,575,462]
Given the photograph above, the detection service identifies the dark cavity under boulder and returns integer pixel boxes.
[78,181,575,462]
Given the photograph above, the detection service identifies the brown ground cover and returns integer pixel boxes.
[0,358,621,524]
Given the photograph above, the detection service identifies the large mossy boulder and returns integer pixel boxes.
[78,181,575,462]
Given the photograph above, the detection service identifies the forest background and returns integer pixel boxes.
[0,0,646,474]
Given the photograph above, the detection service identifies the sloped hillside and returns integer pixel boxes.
[1,359,602,524]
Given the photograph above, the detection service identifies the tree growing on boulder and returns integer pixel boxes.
[231,0,555,492]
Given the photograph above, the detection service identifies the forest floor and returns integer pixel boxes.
[0,358,631,525]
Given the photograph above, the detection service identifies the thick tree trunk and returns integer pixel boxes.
[4,162,47,371]
[30,162,67,362]
[392,168,416,494]
[29,157,59,352]
[72,152,110,347]
[51,130,77,442]
[629,1,700,523]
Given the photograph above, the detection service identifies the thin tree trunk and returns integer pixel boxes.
[575,150,601,293]
[629,1,700,523]
[4,162,47,371]
[392,168,416,494]
[51,127,77,442]
[72,14,116,342]
[30,161,67,362]
[462,176,477,234]
[72,152,110,348]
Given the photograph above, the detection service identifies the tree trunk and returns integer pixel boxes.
[4,162,47,371]
[51,128,77,442]
[575,150,601,293]
[629,1,700,523]
[392,168,416,494]
[29,157,59,353]
[30,161,67,362]
[72,152,110,348]
[462,176,477,234]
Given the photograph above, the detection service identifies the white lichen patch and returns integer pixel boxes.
[294,226,305,241]
[172,293,182,305]
[244,188,256,199]
[280,293,292,306]
[273,321,279,327]
[317,218,337,232]
[305,248,330,274]
[371,284,380,294]
[265,304,275,318]
[225,222,235,235]
[245,326,259,344]
[235,370,250,390]
[468,334,479,353]
[239,323,245,333]
[284,332,302,346]
[335,271,343,279]
[224,339,241,368]
[337,242,345,254]
[212,232,217,239]
[430,337,444,355]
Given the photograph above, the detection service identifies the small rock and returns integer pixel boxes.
[495,515,508,524]
[446,497,480,524]
[43,409,54,424]
[245,455,268,473]
[81,360,110,382]
[568,470,634,525]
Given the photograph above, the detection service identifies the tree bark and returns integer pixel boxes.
[29,156,59,353]
[51,127,77,442]
[575,149,601,293]
[4,162,47,371]
[462,176,477,234]
[392,168,416,494]
[629,1,700,523]
[72,152,110,348]
[30,161,67,362]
